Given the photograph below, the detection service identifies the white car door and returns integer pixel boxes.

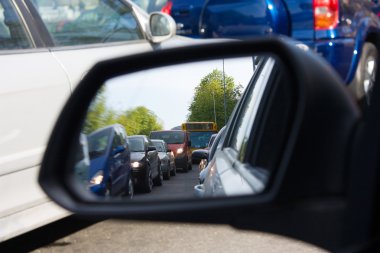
[0,1,71,241]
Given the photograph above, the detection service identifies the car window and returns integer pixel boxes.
[87,128,112,159]
[150,131,185,144]
[152,141,165,152]
[128,137,145,152]
[228,57,276,161]
[131,0,167,13]
[189,131,214,149]
[31,0,144,47]
[111,130,123,149]
[0,1,33,49]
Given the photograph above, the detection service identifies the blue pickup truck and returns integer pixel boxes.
[134,0,380,102]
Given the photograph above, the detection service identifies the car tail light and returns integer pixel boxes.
[313,0,339,30]
[161,1,173,15]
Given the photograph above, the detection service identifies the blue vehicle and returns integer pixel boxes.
[87,124,134,198]
[143,0,380,103]
[203,0,380,102]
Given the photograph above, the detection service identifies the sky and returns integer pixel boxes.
[103,57,255,129]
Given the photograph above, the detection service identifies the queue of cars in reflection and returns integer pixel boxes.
[80,127,197,198]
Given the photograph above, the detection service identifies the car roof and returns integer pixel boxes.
[87,124,123,136]
[151,139,165,143]
[128,135,148,139]
[151,130,186,133]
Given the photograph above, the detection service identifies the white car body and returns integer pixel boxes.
[0,0,191,241]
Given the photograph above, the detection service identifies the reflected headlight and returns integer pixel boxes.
[131,161,142,168]
[177,148,184,154]
[90,170,103,185]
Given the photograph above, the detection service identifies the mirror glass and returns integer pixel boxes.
[73,54,291,201]
[150,13,170,36]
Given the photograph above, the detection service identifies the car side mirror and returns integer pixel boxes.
[146,12,176,44]
[147,146,156,152]
[39,39,364,251]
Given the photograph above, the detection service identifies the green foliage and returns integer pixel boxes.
[83,88,162,135]
[187,69,243,129]
[117,106,163,136]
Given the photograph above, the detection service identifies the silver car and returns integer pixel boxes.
[151,139,176,180]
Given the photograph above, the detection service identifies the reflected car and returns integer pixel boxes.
[128,135,162,193]
[191,133,217,164]
[150,130,192,172]
[151,139,176,179]
[198,127,226,185]
[194,56,277,198]
[87,124,133,198]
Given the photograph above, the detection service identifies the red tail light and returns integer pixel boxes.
[313,0,339,30]
[161,1,173,15]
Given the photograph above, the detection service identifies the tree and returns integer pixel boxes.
[83,87,118,134]
[187,69,243,129]
[117,106,163,136]
[83,88,162,136]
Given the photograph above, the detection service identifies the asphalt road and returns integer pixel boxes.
[22,165,326,252]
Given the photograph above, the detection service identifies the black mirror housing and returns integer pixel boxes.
[38,38,366,251]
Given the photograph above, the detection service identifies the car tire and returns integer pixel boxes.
[350,42,378,105]
[153,163,163,186]
[126,176,134,199]
[105,180,112,197]
[142,166,153,193]
[170,165,176,176]
[163,166,171,180]
[188,162,192,171]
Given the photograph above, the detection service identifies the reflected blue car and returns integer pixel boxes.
[87,124,134,198]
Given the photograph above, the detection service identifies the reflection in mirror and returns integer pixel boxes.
[73,55,290,201]
[150,13,170,36]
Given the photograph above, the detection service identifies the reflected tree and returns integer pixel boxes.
[187,69,243,129]
[84,88,162,136]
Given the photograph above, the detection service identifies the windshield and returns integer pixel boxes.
[152,141,165,152]
[189,131,215,149]
[150,131,185,144]
[87,128,112,159]
[128,137,145,152]
[31,0,143,46]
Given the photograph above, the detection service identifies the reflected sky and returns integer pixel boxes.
[104,57,254,129]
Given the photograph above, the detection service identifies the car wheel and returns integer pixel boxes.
[153,163,163,186]
[142,166,153,193]
[170,165,176,176]
[126,177,134,199]
[163,165,170,180]
[105,180,112,198]
[350,42,378,105]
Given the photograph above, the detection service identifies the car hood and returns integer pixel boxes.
[130,152,146,162]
